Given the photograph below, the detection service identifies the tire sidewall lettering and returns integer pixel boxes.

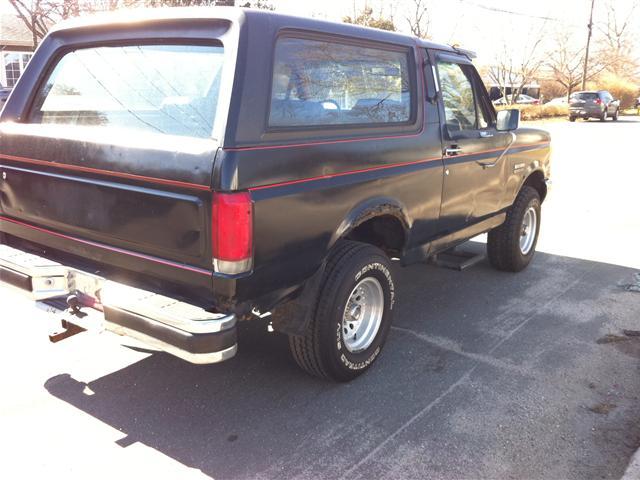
[334,259,394,371]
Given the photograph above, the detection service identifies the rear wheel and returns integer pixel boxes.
[569,116,576,122]
[487,186,541,272]
[613,108,619,121]
[600,109,608,121]
[288,241,395,381]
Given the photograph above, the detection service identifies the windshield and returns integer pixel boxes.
[30,44,224,139]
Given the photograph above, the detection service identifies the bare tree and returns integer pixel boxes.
[8,0,59,48]
[405,0,429,39]
[8,0,152,48]
[343,6,396,32]
[597,0,639,76]
[547,32,609,99]
[8,0,274,49]
[488,25,547,105]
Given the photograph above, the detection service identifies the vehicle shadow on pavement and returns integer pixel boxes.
[44,244,640,480]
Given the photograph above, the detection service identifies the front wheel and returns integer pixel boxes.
[487,186,541,272]
[288,241,395,381]
[569,116,576,122]
[613,108,619,121]
[600,109,608,121]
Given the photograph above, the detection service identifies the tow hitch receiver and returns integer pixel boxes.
[42,295,103,343]
[49,319,86,343]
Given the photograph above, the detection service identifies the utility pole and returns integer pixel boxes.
[582,0,595,90]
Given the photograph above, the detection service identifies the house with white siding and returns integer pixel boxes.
[0,12,34,88]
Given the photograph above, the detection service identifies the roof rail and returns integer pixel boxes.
[451,44,477,59]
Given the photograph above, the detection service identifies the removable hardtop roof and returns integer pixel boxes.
[50,6,458,54]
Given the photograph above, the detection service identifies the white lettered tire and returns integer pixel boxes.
[288,241,395,381]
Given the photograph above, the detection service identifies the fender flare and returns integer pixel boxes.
[521,168,548,202]
[328,196,412,252]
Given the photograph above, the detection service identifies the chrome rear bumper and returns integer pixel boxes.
[0,243,237,364]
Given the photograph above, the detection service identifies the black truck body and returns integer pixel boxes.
[0,8,550,380]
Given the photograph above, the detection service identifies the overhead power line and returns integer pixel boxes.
[459,0,564,23]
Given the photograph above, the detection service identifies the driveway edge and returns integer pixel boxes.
[622,447,640,479]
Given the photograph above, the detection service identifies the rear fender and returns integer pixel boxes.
[270,197,411,336]
[329,196,411,251]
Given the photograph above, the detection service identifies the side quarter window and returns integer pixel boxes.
[269,37,414,128]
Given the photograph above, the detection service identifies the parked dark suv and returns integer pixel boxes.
[0,8,551,381]
[569,90,620,122]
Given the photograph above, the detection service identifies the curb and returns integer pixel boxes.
[622,447,640,479]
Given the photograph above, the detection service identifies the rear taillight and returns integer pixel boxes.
[211,192,253,275]
[595,98,602,105]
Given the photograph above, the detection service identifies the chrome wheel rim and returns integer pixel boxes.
[519,207,537,255]
[342,277,384,353]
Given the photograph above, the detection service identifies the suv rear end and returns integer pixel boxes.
[569,90,619,121]
[569,92,604,120]
[0,10,245,363]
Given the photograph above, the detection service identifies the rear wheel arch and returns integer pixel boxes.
[331,198,411,257]
[522,170,547,203]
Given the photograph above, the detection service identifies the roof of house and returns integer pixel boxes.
[0,13,34,48]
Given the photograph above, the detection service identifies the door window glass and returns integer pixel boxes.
[437,61,477,132]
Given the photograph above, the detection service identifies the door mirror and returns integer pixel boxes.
[496,109,520,131]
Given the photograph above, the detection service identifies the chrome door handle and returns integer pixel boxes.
[445,147,463,156]
[479,131,494,138]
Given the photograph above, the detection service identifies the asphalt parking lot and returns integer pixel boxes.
[2,116,640,480]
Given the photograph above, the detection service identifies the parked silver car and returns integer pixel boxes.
[493,94,540,106]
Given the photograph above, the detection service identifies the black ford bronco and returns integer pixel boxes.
[0,8,550,381]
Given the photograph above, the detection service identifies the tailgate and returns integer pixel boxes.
[0,125,215,265]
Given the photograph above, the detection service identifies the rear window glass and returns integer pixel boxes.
[269,37,413,128]
[570,92,598,100]
[30,44,223,139]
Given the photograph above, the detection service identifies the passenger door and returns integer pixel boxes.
[434,54,511,232]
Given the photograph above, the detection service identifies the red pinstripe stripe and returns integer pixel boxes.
[248,141,550,192]
[224,130,426,152]
[0,215,212,276]
[248,156,442,191]
[0,154,211,192]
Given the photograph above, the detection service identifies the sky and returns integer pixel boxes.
[272,0,640,67]
[2,0,639,67]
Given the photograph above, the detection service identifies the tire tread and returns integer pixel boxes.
[288,241,373,380]
[487,186,540,272]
